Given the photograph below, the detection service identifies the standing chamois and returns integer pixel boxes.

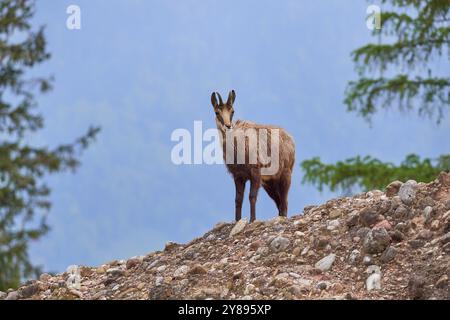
[211,90,295,222]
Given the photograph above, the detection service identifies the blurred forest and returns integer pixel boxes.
[302,0,449,193]
[0,0,99,290]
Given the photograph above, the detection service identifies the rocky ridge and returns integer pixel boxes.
[2,172,450,300]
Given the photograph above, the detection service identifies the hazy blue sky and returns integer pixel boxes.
[29,0,449,273]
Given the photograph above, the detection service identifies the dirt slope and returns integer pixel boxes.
[2,172,449,300]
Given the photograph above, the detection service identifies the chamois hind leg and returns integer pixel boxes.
[278,172,292,217]
[262,180,281,213]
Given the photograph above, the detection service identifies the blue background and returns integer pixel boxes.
[29,1,449,272]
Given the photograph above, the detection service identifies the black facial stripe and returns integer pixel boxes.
[216,113,224,125]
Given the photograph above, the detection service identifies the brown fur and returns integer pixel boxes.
[211,90,295,222]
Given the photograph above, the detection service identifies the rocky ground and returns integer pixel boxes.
[1,172,450,300]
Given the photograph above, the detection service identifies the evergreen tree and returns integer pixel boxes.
[302,0,449,193]
[0,0,99,290]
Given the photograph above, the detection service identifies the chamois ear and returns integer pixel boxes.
[211,92,218,108]
[216,92,223,105]
[227,90,236,106]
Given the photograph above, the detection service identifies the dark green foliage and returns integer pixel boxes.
[347,0,449,123]
[301,154,450,193]
[0,0,99,290]
[302,0,449,194]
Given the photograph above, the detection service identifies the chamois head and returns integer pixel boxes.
[211,90,236,130]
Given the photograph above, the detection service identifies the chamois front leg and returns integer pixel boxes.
[249,171,261,223]
[234,178,245,221]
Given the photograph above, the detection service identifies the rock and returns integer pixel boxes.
[269,236,290,252]
[188,265,207,275]
[106,267,125,277]
[288,285,306,296]
[244,284,256,295]
[346,211,359,227]
[423,206,433,220]
[373,220,392,231]
[326,219,340,231]
[394,205,409,219]
[148,283,174,299]
[273,273,292,287]
[0,291,6,300]
[5,291,19,300]
[445,201,450,211]
[205,234,216,241]
[435,275,448,289]
[437,171,450,186]
[366,273,381,291]
[212,221,228,231]
[182,248,197,260]
[398,180,417,205]
[363,228,391,254]
[418,196,435,210]
[348,250,360,265]
[92,290,108,300]
[315,254,336,272]
[249,240,264,250]
[443,210,450,221]
[126,258,141,270]
[39,273,51,282]
[292,247,302,256]
[294,231,305,238]
[329,209,342,219]
[440,232,450,245]
[356,227,371,239]
[256,246,269,256]
[173,265,189,277]
[294,219,307,226]
[69,289,83,299]
[164,241,178,252]
[19,284,39,298]
[390,230,405,243]
[359,207,381,227]
[313,236,330,250]
[430,220,440,231]
[443,242,450,253]
[137,283,146,290]
[332,283,344,294]
[269,216,286,225]
[232,271,242,280]
[155,276,164,286]
[272,223,285,232]
[295,278,313,290]
[96,266,107,274]
[229,219,248,237]
[408,239,425,249]
[366,265,381,275]
[380,246,397,263]
[156,265,167,273]
[316,281,329,290]
[385,180,403,197]
[363,256,372,265]
[300,246,310,256]
[408,276,426,299]
[417,230,433,240]
[395,222,409,233]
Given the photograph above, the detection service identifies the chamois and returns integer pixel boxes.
[211,90,295,222]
